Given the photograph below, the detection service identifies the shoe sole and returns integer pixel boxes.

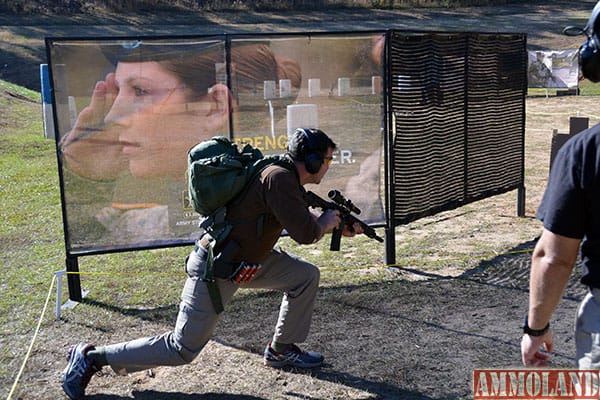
[61,372,81,400]
[61,381,79,400]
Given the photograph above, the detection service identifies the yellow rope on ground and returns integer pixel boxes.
[6,274,56,400]
[66,271,184,277]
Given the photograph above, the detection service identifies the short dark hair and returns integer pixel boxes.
[287,128,336,161]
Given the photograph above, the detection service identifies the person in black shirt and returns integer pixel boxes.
[521,0,600,369]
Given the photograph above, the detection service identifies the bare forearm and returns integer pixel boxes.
[528,229,581,328]
[528,254,574,329]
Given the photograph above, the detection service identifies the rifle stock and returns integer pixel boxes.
[303,190,384,251]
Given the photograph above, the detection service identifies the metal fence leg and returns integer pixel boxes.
[385,226,396,268]
[66,256,82,302]
[517,186,526,217]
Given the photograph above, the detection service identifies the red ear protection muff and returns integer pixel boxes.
[564,1,600,82]
[297,128,324,174]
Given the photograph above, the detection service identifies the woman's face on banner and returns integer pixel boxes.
[104,61,219,179]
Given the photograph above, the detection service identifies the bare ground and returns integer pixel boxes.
[3,3,600,400]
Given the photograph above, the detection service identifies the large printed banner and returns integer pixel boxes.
[527,49,579,89]
[46,34,386,255]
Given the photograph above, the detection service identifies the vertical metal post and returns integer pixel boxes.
[463,34,470,203]
[383,30,396,267]
[518,34,527,218]
[385,227,396,267]
[517,186,526,217]
[225,35,234,139]
[55,270,65,319]
[66,255,82,302]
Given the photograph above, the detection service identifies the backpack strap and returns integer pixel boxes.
[226,155,296,241]
[228,155,294,207]
[202,239,225,314]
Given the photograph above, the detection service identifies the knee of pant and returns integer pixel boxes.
[171,314,212,364]
[307,263,320,285]
[178,347,201,364]
[171,336,207,364]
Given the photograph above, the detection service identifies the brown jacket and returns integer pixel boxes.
[225,164,324,264]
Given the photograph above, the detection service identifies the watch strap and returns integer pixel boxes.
[523,315,550,336]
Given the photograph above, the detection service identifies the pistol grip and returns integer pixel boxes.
[330,227,342,251]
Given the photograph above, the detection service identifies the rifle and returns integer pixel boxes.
[303,189,384,251]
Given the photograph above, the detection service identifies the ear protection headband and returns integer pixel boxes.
[564,1,600,82]
[297,128,324,174]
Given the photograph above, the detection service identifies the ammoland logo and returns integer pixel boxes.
[473,369,600,399]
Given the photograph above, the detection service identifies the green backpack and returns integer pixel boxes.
[187,135,292,243]
[187,136,293,314]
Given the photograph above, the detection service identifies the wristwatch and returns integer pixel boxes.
[523,315,550,336]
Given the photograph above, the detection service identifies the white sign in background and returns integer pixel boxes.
[528,49,579,89]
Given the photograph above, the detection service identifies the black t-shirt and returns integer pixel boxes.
[536,123,600,287]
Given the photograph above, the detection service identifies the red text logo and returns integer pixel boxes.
[473,369,600,399]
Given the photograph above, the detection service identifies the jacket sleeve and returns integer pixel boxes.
[262,167,324,244]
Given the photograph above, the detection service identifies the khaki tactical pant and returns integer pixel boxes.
[103,246,320,375]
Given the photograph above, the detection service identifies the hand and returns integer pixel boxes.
[521,329,553,367]
[317,209,341,233]
[342,221,364,237]
[60,74,126,180]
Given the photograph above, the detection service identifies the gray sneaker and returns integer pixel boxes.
[263,343,324,368]
[61,343,99,400]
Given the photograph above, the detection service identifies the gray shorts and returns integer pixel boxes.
[575,288,600,369]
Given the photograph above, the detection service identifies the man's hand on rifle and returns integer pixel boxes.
[317,209,342,234]
[304,189,383,250]
[316,209,363,237]
[342,221,364,237]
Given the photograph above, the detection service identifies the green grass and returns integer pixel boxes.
[0,81,66,387]
[0,81,62,328]
[528,80,600,97]
[579,79,600,95]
